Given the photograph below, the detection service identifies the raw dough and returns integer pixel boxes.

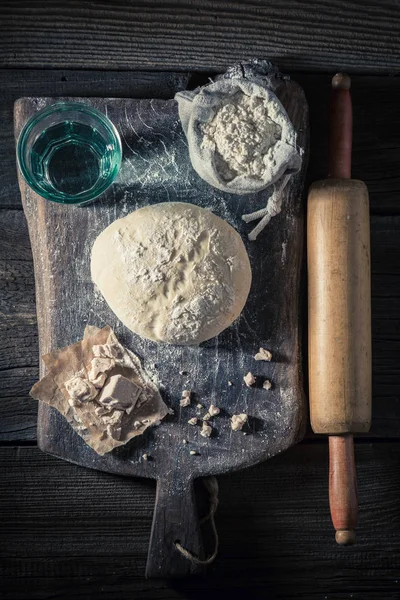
[91,202,252,345]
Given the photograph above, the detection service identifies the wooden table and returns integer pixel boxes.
[1,2,400,598]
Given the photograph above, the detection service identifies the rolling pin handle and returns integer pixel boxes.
[329,73,352,179]
[335,529,356,546]
[329,434,358,546]
[332,72,351,90]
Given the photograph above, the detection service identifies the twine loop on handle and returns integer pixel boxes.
[175,476,219,566]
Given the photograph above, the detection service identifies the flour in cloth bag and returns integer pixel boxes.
[201,92,282,181]
[175,60,303,240]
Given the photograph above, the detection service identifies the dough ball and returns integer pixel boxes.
[91,202,252,345]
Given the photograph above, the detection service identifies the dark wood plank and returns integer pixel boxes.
[0,209,37,377]
[1,1,400,74]
[2,211,400,442]
[0,69,190,209]
[2,71,400,213]
[1,443,400,599]
[0,209,38,441]
[0,397,37,442]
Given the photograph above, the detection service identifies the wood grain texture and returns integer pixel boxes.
[308,180,371,434]
[0,210,38,441]
[1,71,399,212]
[0,0,400,74]
[14,74,308,577]
[1,443,400,599]
[2,210,400,441]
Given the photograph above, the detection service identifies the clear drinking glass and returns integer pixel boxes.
[17,102,122,205]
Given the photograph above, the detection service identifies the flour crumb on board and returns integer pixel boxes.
[200,422,212,438]
[189,450,198,456]
[201,404,220,421]
[243,372,256,387]
[188,417,198,426]
[263,379,272,390]
[254,347,272,361]
[231,413,248,431]
[228,380,233,386]
[209,404,220,417]
[142,453,149,461]
[180,389,191,407]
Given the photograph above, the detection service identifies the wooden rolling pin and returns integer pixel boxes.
[307,73,372,545]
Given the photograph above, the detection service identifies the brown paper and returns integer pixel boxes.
[30,325,171,455]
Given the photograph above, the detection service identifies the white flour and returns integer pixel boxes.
[201,92,282,181]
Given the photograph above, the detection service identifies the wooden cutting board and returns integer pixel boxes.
[15,75,308,578]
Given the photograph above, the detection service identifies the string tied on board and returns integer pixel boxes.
[175,476,219,565]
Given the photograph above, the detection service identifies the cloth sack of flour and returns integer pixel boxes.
[175,61,302,196]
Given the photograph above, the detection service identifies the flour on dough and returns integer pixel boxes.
[91,202,252,345]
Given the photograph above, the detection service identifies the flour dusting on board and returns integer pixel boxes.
[19,67,307,484]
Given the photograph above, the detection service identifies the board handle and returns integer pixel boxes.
[146,476,205,578]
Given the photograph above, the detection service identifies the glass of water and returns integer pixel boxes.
[17,102,122,205]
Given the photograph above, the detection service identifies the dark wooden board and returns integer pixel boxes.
[1,1,400,74]
[3,210,400,442]
[1,443,400,600]
[2,72,400,213]
[15,74,308,577]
